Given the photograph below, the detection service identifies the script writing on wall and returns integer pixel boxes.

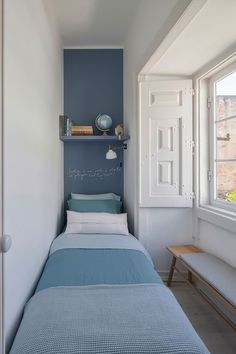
[68,167,121,181]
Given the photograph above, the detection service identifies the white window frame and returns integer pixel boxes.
[208,61,236,213]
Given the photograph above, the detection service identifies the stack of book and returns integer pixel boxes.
[60,115,72,136]
[71,125,93,136]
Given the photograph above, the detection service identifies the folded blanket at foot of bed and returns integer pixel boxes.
[36,248,162,292]
[9,284,209,354]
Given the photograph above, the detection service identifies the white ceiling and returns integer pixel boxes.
[149,0,236,76]
[43,0,141,47]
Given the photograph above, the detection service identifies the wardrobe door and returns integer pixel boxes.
[0,0,3,352]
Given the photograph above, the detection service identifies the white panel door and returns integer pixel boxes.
[139,79,193,207]
[0,1,3,352]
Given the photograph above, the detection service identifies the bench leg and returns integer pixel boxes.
[188,270,193,283]
[167,256,176,287]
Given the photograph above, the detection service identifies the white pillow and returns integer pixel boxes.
[65,211,129,236]
[71,192,121,201]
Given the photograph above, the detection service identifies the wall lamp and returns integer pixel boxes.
[106,144,127,160]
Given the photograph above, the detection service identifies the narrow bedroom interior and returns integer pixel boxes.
[0,0,236,353]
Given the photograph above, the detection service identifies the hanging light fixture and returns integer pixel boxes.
[105,144,127,160]
[106,147,117,160]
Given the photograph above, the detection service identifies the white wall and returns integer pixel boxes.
[138,208,193,272]
[196,219,236,269]
[123,0,192,272]
[3,0,63,351]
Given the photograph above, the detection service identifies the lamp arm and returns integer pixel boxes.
[112,143,127,151]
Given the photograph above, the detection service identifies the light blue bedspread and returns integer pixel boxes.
[9,233,210,354]
[50,232,153,263]
[10,284,209,354]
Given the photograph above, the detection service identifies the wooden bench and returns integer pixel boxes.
[167,244,236,330]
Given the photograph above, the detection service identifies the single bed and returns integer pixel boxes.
[9,231,209,354]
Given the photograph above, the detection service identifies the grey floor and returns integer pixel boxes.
[170,282,236,354]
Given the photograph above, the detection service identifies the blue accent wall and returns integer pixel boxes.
[64,49,123,204]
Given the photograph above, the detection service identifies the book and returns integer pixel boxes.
[72,125,92,129]
[59,115,72,136]
[71,125,93,135]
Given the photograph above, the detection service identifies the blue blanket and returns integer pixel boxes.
[10,285,209,354]
[36,248,162,292]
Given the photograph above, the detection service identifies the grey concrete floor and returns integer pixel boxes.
[170,282,236,354]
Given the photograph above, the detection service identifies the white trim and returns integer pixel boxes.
[209,74,215,205]
[208,61,236,83]
[194,47,236,80]
[140,0,208,75]
[193,80,198,207]
[138,74,192,82]
[133,72,139,237]
[194,50,236,236]
[63,45,124,50]
[210,199,236,214]
[208,62,236,211]
[196,206,236,235]
[0,0,3,352]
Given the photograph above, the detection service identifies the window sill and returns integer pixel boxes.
[196,204,236,234]
[201,204,236,217]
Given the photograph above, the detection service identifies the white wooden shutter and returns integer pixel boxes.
[139,79,193,207]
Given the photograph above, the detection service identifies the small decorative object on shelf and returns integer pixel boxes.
[59,115,72,136]
[95,114,113,136]
[71,125,93,136]
[59,115,130,142]
[115,124,124,140]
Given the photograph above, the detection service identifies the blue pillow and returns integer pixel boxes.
[71,192,121,201]
[67,199,122,214]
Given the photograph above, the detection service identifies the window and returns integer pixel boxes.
[209,65,236,210]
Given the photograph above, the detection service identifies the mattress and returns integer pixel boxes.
[9,232,210,354]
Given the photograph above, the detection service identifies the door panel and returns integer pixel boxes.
[0,0,3,352]
[150,117,180,196]
[140,79,193,207]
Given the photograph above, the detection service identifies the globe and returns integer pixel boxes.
[95,114,112,135]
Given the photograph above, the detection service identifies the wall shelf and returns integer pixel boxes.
[60,135,130,142]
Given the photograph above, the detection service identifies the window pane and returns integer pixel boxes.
[216,118,236,160]
[216,71,236,121]
[216,161,236,203]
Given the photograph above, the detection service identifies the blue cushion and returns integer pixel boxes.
[180,252,236,308]
[71,193,121,201]
[68,199,122,214]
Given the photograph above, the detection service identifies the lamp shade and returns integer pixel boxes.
[106,148,117,160]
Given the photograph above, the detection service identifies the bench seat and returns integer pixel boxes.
[180,252,236,308]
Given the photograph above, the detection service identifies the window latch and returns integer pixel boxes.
[191,140,195,155]
[208,170,213,182]
[207,97,212,109]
